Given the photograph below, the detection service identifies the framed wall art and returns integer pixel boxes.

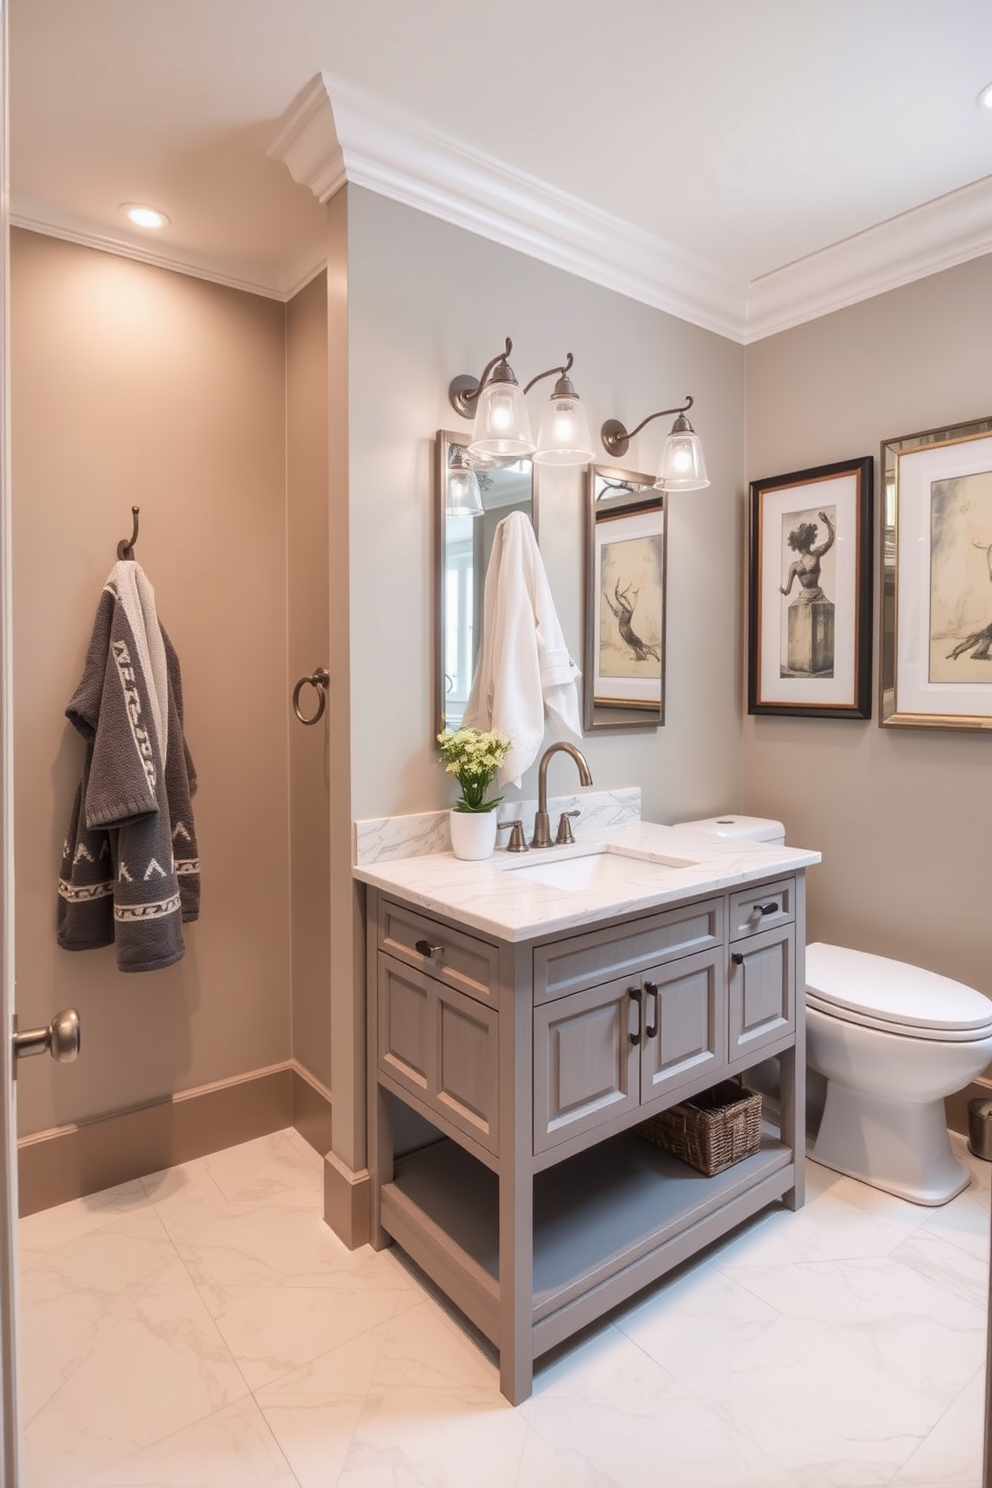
[748,455,873,718]
[583,464,666,732]
[880,414,992,730]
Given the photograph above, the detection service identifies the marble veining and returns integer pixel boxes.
[354,787,642,864]
[354,815,820,940]
[17,1127,990,1488]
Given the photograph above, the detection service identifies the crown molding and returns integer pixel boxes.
[9,199,327,303]
[268,72,749,342]
[745,173,992,342]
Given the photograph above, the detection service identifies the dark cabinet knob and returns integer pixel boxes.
[415,939,444,958]
[732,952,745,965]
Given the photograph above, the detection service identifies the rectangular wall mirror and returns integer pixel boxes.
[583,463,666,732]
[434,430,537,736]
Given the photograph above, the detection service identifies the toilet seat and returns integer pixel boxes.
[806,942,992,1043]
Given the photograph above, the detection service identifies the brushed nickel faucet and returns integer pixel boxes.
[531,742,592,848]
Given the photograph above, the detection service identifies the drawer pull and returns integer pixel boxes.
[755,901,780,916]
[732,952,745,965]
[628,986,642,1046]
[415,939,444,958]
[644,981,659,1039]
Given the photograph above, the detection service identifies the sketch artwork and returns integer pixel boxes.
[929,469,992,681]
[779,504,836,677]
[599,531,663,681]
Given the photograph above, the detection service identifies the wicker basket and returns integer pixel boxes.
[640,1080,762,1176]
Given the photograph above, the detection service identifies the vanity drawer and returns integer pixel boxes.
[728,878,795,941]
[378,898,499,1007]
[534,896,724,1005]
[378,954,499,1156]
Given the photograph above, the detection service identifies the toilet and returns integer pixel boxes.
[674,815,992,1206]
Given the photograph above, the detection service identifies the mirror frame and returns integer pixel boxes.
[434,430,538,739]
[583,462,666,732]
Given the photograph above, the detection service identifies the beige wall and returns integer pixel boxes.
[344,188,746,830]
[744,252,992,996]
[287,270,331,1092]
[11,230,293,1135]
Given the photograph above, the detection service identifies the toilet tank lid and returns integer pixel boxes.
[672,815,785,843]
[806,942,992,1032]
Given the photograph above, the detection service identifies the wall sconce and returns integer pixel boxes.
[445,444,484,517]
[449,338,594,465]
[601,396,710,491]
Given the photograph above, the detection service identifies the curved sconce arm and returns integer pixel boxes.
[601,395,695,459]
[522,351,575,398]
[448,337,515,418]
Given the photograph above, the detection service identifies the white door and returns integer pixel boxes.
[0,1,20,1480]
[0,12,83,1476]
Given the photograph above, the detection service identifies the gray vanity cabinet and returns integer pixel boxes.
[533,945,725,1155]
[365,872,806,1406]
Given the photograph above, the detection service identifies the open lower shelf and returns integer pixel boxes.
[384,1127,793,1323]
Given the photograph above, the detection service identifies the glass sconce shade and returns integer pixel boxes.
[469,376,535,459]
[533,379,595,466]
[655,415,709,491]
[446,450,484,516]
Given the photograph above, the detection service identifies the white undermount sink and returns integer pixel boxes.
[505,847,698,893]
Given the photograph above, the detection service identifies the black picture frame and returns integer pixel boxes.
[748,455,873,719]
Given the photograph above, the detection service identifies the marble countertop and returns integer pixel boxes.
[353,819,821,941]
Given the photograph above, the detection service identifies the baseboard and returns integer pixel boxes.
[17,1059,334,1216]
[323,1149,370,1250]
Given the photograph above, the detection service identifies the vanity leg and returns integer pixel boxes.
[498,956,534,1404]
[368,1082,393,1250]
[779,1047,806,1211]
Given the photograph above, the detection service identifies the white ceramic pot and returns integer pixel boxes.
[449,808,498,861]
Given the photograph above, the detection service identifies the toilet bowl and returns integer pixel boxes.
[805,943,992,1204]
[673,816,992,1206]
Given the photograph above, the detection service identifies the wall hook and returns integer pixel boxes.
[117,506,140,560]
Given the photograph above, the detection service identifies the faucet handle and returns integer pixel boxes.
[497,819,528,853]
[554,809,581,845]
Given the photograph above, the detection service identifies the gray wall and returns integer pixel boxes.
[11,230,293,1135]
[744,252,992,997]
[344,187,746,829]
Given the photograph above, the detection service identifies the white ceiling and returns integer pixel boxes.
[10,0,992,339]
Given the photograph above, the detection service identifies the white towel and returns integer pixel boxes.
[462,510,582,787]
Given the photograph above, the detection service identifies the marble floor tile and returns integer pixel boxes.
[612,1258,783,1401]
[176,1203,414,1291]
[199,1282,415,1390]
[76,1397,298,1487]
[19,1180,155,1272]
[21,1282,250,1488]
[889,1365,985,1487]
[15,1127,992,1488]
[891,1224,990,1310]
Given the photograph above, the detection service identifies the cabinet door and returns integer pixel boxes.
[641,947,725,1103]
[533,977,640,1154]
[378,955,499,1154]
[728,925,795,1060]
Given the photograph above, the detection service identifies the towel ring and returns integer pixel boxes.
[293,668,329,725]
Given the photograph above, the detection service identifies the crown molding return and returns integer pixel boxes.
[269,72,748,343]
[746,173,992,342]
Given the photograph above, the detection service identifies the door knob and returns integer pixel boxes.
[13,1008,81,1067]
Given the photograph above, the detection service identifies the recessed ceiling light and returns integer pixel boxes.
[118,203,170,230]
[977,82,992,110]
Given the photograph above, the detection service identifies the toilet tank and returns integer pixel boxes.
[672,814,786,846]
